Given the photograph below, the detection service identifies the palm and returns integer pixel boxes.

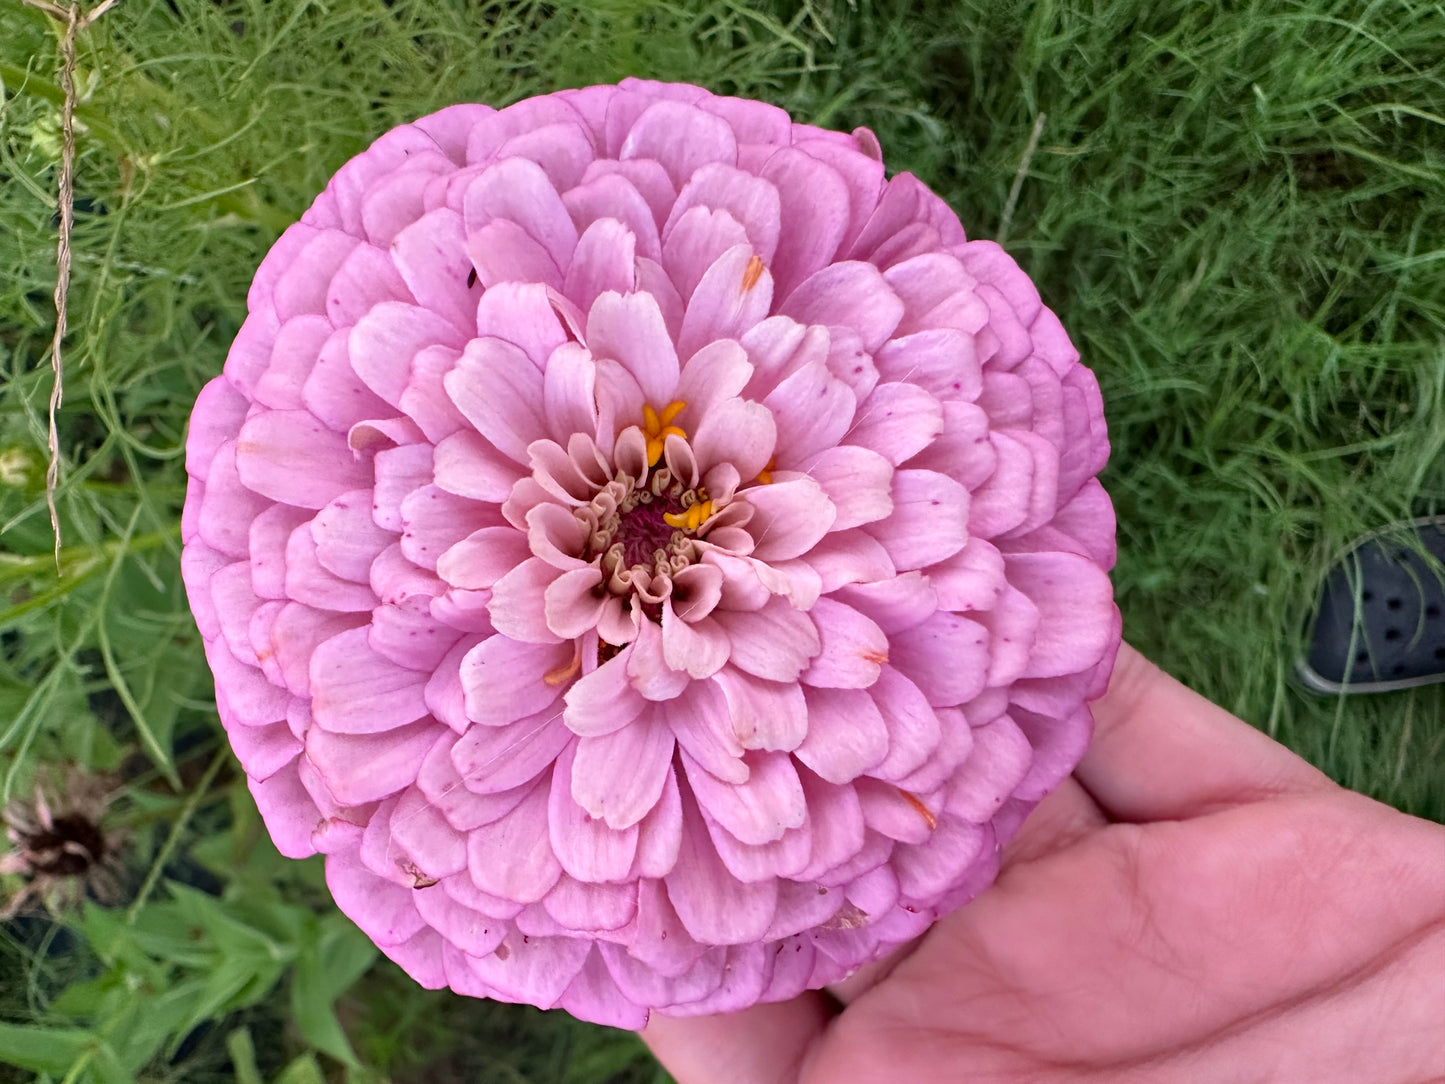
[803,787,1444,1082]
[646,646,1445,1084]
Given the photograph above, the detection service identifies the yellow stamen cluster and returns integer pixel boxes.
[643,400,687,466]
[663,499,714,532]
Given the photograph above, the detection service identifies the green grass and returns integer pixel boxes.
[1,0,1442,1080]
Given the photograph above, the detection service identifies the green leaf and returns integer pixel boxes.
[47,974,179,1073]
[290,914,377,1065]
[76,903,172,983]
[49,976,115,1016]
[225,888,310,945]
[171,957,284,1047]
[96,567,198,784]
[56,707,126,771]
[117,978,206,1070]
[273,1053,327,1084]
[0,1022,93,1075]
[84,885,290,1047]
[227,1027,266,1084]
[315,913,380,999]
[167,882,294,965]
[0,1023,132,1084]
[109,901,214,970]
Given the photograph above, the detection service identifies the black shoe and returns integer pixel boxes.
[1297,516,1445,695]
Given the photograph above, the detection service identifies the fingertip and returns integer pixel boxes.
[1078,641,1331,822]
[1000,776,1109,865]
[1091,641,1160,727]
[642,993,835,1084]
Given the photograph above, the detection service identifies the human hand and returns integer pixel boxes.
[643,644,1445,1083]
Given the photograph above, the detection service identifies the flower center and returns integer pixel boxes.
[615,491,687,568]
[584,467,712,595]
[573,400,726,604]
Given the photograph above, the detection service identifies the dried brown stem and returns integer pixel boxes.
[19,0,117,30]
[44,4,78,569]
[20,0,123,570]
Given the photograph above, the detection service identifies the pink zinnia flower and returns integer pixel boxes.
[181,79,1120,1029]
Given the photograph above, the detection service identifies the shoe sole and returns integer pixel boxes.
[1296,515,1445,695]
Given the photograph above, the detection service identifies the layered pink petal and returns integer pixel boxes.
[235,411,371,510]
[864,469,970,571]
[309,627,430,734]
[758,147,852,298]
[800,597,888,689]
[621,100,738,189]
[444,337,547,464]
[433,430,521,503]
[666,794,778,946]
[390,208,480,334]
[685,408,771,495]
[307,720,439,805]
[184,82,1118,1027]
[571,712,675,829]
[458,635,570,726]
[675,244,775,361]
[797,686,890,784]
[488,557,567,644]
[662,682,747,785]
[742,476,837,562]
[312,490,395,582]
[548,744,639,882]
[779,261,903,353]
[451,708,574,795]
[563,653,650,737]
[585,290,679,406]
[1006,552,1117,678]
[466,780,562,904]
[350,301,465,407]
[847,382,945,466]
[711,667,807,752]
[462,156,578,269]
[714,601,820,683]
[889,611,990,707]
